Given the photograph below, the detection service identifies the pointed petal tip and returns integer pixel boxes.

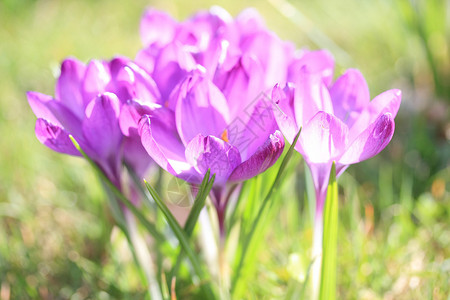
[35,118,81,156]
[228,130,285,182]
[120,100,159,136]
[137,114,152,136]
[60,57,84,71]
[26,91,52,103]
[339,112,395,165]
[343,68,363,76]
[85,92,121,118]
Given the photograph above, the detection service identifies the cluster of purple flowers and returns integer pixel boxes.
[28,7,401,224]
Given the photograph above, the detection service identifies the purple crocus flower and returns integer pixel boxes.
[272,49,401,294]
[273,50,401,218]
[136,7,294,99]
[27,57,161,186]
[121,70,284,236]
[122,7,295,238]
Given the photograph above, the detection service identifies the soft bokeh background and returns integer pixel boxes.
[0,0,448,299]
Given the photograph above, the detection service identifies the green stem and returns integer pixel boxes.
[413,3,444,97]
[319,162,338,300]
[231,128,301,296]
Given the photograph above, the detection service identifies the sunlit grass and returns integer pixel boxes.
[0,0,448,299]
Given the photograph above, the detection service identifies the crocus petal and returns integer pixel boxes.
[178,7,232,50]
[329,69,370,126]
[206,6,234,24]
[292,69,334,127]
[119,100,162,176]
[55,58,86,118]
[185,134,241,185]
[194,38,229,78]
[214,54,265,121]
[148,108,187,163]
[229,130,284,182]
[82,60,112,104]
[366,89,402,119]
[122,133,153,177]
[174,75,230,145]
[140,9,177,47]
[126,62,162,104]
[339,112,395,165]
[82,93,122,159]
[135,47,158,75]
[27,91,82,136]
[119,100,160,136]
[139,115,193,178]
[27,92,62,126]
[105,57,137,102]
[152,42,197,101]
[272,83,299,144]
[108,56,130,77]
[289,50,335,86]
[35,118,81,156]
[240,31,293,87]
[299,111,348,164]
[348,89,401,140]
[113,62,162,104]
[228,95,278,160]
[235,8,266,36]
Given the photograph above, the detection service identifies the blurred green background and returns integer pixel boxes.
[0,0,449,299]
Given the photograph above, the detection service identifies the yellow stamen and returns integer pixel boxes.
[220,129,229,143]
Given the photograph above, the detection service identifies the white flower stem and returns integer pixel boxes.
[125,209,162,300]
[310,184,327,300]
[198,207,219,278]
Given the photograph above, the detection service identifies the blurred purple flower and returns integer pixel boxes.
[136,7,294,100]
[27,57,160,186]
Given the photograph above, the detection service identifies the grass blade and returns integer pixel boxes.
[144,180,216,299]
[184,170,215,236]
[69,135,165,243]
[169,171,216,279]
[305,163,316,226]
[69,136,163,299]
[319,162,338,300]
[231,128,302,295]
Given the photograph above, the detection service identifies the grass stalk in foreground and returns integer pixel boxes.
[70,135,162,300]
[169,170,216,282]
[144,179,217,299]
[231,128,302,296]
[319,162,338,300]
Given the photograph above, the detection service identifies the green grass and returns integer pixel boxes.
[0,0,449,299]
